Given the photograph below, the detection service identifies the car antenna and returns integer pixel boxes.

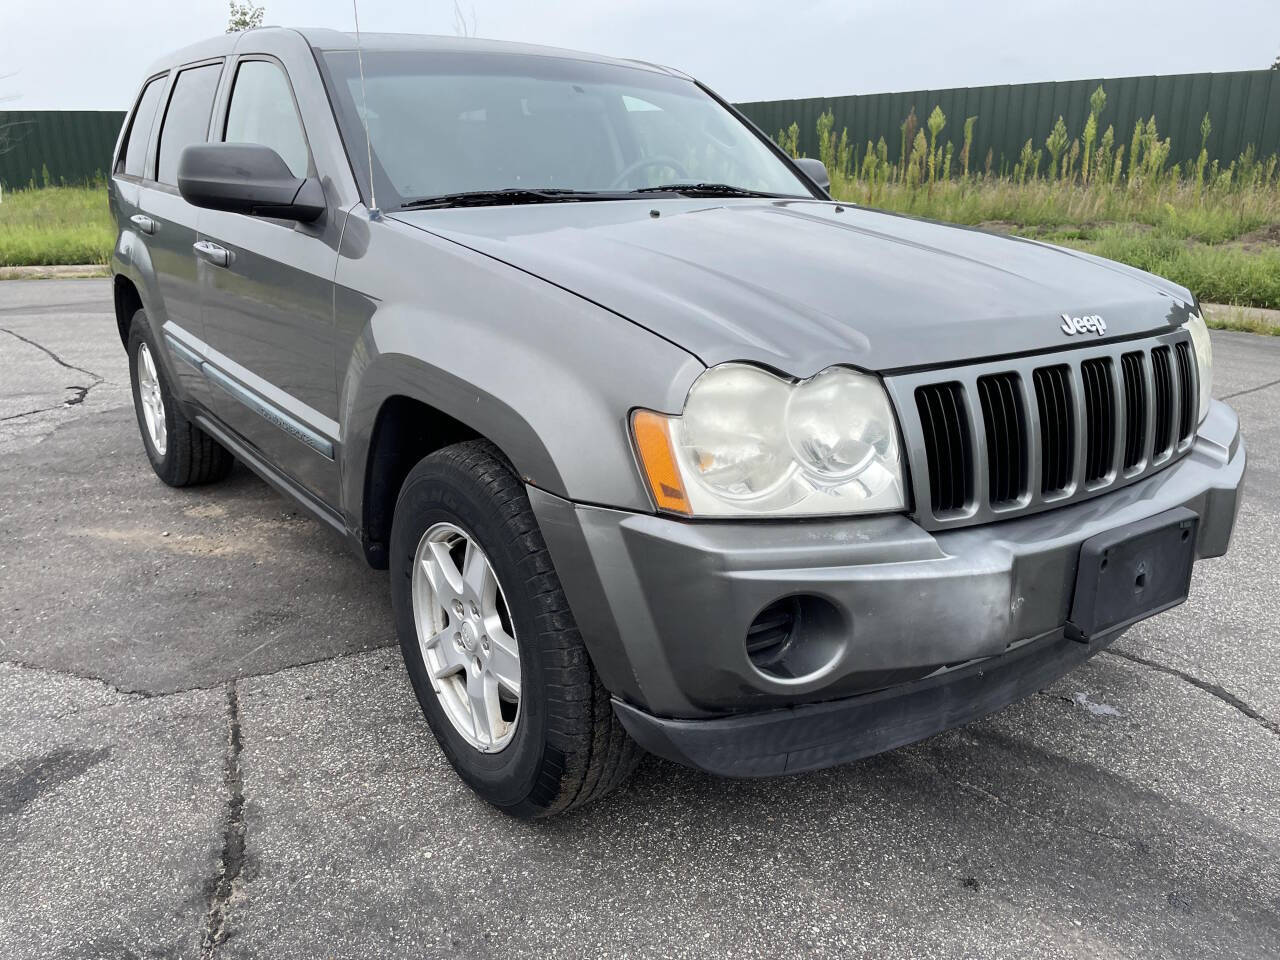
[352,0,379,219]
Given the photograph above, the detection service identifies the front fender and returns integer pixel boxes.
[334,212,705,531]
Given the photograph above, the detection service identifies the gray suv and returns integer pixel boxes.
[109,28,1245,817]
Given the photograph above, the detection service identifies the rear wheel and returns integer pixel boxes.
[127,310,233,487]
[390,440,641,818]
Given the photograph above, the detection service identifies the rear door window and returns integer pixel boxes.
[156,62,223,186]
[223,59,310,178]
[118,76,166,179]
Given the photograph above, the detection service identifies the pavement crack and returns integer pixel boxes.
[1219,376,1280,402]
[0,659,149,700]
[0,380,105,422]
[1105,649,1280,738]
[63,384,91,406]
[1036,691,1076,706]
[200,682,247,960]
[0,325,105,381]
[0,641,395,702]
[0,405,59,422]
[0,325,109,423]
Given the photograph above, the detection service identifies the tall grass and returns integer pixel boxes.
[845,177,1280,241]
[775,86,1280,307]
[786,86,1280,206]
[0,183,114,266]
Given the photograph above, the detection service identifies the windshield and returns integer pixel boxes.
[319,50,814,208]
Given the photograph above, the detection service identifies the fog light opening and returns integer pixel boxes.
[745,597,801,671]
[745,595,845,681]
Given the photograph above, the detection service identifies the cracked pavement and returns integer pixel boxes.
[1,279,1278,959]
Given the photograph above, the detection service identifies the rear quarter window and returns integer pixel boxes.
[118,76,167,179]
[156,62,224,186]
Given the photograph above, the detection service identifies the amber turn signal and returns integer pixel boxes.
[630,410,692,516]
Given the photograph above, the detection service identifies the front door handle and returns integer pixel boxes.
[192,240,230,268]
[129,214,155,235]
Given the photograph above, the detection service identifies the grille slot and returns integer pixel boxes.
[915,382,973,514]
[976,373,1027,506]
[1151,345,1175,457]
[1033,365,1074,495]
[1175,341,1196,441]
[1120,351,1147,470]
[1081,357,1116,484]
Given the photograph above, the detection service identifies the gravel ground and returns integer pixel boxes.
[1,279,1277,960]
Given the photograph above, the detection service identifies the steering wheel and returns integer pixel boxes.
[609,155,691,190]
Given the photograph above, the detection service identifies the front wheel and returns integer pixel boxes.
[390,440,641,818]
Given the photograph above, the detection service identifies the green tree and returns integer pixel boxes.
[227,2,264,33]
[1095,124,1115,187]
[775,123,799,158]
[907,129,927,187]
[1044,116,1068,180]
[1082,85,1106,183]
[818,110,836,172]
[1127,118,1144,183]
[925,105,946,191]
[1194,113,1212,197]
[960,115,977,180]
[899,107,917,183]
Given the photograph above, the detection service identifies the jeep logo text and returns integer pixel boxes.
[1060,313,1106,336]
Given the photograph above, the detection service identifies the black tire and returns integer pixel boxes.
[390,440,641,818]
[127,309,233,487]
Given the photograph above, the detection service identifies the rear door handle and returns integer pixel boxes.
[192,240,229,268]
[129,214,155,235]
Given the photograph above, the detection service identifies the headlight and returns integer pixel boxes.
[631,363,906,517]
[1186,309,1213,424]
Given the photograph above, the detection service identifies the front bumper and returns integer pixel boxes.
[530,400,1245,773]
[611,629,1118,776]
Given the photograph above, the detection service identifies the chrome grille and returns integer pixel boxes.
[886,330,1198,530]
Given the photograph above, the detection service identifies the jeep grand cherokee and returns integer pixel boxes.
[109,28,1245,817]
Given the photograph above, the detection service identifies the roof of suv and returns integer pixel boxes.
[147,26,687,80]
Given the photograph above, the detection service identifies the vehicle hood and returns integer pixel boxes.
[391,198,1196,376]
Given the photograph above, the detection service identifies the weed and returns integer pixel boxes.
[0,183,113,266]
[772,90,1279,308]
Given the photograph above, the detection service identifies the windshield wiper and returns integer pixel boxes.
[396,183,783,210]
[631,182,779,198]
[398,188,630,210]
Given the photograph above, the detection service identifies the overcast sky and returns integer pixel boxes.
[2,0,1277,110]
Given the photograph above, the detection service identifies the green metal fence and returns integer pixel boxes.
[3,70,1279,191]
[736,70,1280,173]
[0,111,126,189]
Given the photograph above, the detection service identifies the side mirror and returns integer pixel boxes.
[177,143,325,222]
[794,157,831,194]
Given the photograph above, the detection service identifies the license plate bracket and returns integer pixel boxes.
[1067,507,1199,642]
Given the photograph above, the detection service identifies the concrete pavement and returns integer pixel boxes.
[1,279,1277,959]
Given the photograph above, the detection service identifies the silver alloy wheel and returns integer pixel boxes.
[136,341,167,457]
[411,521,522,752]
